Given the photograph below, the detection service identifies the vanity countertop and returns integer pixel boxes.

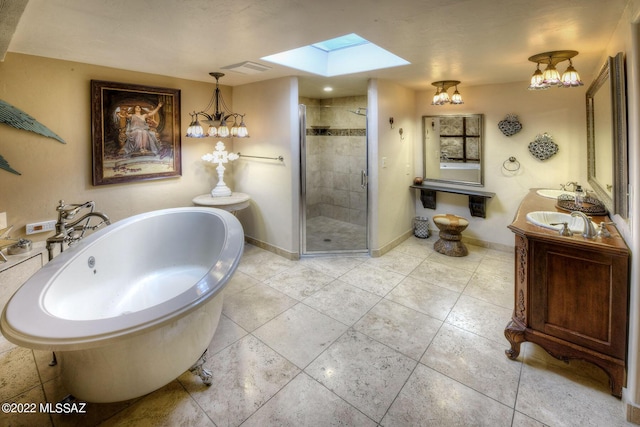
[509,188,628,253]
[0,241,47,273]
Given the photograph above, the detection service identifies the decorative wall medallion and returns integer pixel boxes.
[498,114,522,137]
[528,133,558,160]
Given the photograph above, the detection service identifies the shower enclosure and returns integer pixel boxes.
[299,98,368,255]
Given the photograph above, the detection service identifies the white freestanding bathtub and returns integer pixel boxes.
[0,207,244,403]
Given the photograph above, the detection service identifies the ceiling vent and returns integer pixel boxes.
[221,61,271,75]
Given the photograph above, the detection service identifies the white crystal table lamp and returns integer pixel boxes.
[202,141,239,197]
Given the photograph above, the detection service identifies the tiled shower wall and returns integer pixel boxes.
[301,96,367,226]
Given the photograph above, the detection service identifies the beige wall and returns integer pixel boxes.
[414,80,587,248]
[370,79,417,253]
[0,53,229,241]
[232,77,300,256]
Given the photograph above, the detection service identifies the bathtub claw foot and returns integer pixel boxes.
[49,352,57,366]
[199,368,213,386]
[189,350,213,386]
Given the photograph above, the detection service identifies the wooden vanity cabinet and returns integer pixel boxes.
[505,190,630,397]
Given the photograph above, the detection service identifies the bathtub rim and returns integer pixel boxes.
[0,207,244,351]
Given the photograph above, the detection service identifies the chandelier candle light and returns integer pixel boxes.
[186,72,249,138]
[527,50,583,90]
[202,141,239,197]
[431,80,464,105]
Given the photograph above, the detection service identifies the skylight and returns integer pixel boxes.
[261,33,410,77]
[311,33,369,52]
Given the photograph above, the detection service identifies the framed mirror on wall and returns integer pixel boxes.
[422,114,484,187]
[586,52,628,218]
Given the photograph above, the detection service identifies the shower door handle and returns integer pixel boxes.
[361,169,368,189]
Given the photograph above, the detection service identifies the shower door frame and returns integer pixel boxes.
[299,104,369,256]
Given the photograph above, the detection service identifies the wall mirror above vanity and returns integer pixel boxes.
[587,52,628,218]
[417,114,493,217]
[422,114,484,187]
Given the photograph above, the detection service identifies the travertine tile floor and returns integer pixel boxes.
[305,216,367,252]
[0,236,635,426]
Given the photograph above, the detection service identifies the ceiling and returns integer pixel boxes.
[0,0,630,98]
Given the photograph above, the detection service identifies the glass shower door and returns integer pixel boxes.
[299,103,368,255]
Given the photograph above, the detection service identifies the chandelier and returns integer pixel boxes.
[527,50,583,90]
[186,72,249,138]
[431,80,464,105]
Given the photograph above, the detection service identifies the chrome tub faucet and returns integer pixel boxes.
[46,200,110,261]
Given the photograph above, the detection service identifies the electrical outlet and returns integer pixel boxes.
[26,220,56,235]
[0,212,6,230]
[382,157,387,168]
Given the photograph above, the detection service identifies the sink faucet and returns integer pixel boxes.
[46,200,110,261]
[571,211,597,239]
[561,181,578,191]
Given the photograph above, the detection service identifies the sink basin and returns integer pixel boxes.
[525,211,591,233]
[536,189,575,199]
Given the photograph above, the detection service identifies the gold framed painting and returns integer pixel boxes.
[91,80,181,185]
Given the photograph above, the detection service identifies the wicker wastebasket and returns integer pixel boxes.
[413,216,430,239]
